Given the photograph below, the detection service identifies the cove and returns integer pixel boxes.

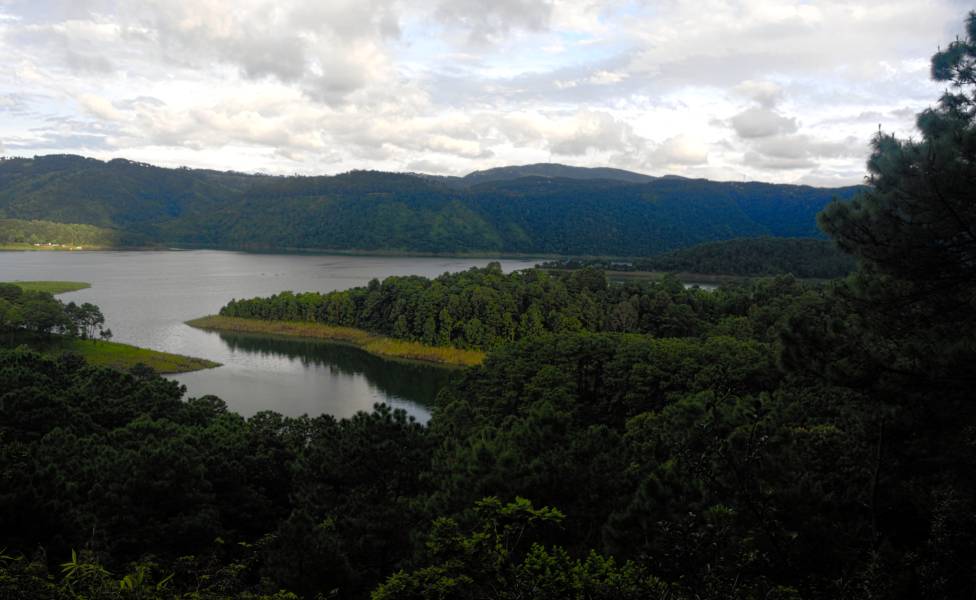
[0,249,537,422]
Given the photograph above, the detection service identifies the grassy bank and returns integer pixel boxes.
[0,243,115,251]
[188,315,485,367]
[9,335,221,374]
[10,280,91,294]
[2,281,216,373]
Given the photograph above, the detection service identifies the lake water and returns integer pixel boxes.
[0,250,537,421]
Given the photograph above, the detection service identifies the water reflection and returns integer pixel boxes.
[171,330,461,422]
[0,250,532,419]
[216,331,459,404]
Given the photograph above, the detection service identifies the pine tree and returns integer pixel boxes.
[813,11,976,392]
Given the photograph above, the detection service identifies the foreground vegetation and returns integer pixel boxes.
[188,315,484,366]
[1,13,975,600]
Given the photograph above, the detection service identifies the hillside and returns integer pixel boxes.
[0,218,126,248]
[545,237,857,279]
[457,162,658,186]
[636,237,856,278]
[0,155,862,255]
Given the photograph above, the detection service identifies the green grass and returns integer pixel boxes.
[187,315,486,367]
[14,335,221,374]
[8,280,91,294]
[2,281,217,373]
[0,243,111,251]
[59,338,220,373]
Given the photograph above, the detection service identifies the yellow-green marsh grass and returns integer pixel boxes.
[187,315,485,367]
[8,281,91,294]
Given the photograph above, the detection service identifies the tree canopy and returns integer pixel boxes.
[2,10,976,600]
[0,155,859,255]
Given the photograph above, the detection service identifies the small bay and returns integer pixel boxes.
[0,250,536,421]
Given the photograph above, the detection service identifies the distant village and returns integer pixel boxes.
[32,242,85,250]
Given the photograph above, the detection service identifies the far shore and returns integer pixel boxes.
[0,242,551,260]
[187,315,485,367]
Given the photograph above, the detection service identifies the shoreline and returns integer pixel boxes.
[3,280,219,374]
[0,242,550,260]
[4,335,220,374]
[9,280,91,294]
[60,338,222,374]
[1,244,831,282]
[187,315,485,367]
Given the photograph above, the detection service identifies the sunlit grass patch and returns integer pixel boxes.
[8,280,91,294]
[187,315,485,367]
[57,338,220,373]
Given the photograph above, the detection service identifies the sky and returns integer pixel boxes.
[0,1,969,185]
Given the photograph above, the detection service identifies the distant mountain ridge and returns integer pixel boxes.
[409,162,660,187]
[459,163,658,186]
[0,154,863,256]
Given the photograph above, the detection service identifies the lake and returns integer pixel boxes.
[0,250,537,421]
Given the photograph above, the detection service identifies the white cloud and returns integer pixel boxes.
[650,135,709,167]
[0,0,965,184]
[731,107,799,139]
[734,80,784,108]
[78,93,124,121]
[433,0,553,44]
[547,110,641,156]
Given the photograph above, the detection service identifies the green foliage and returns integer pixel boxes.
[372,497,669,600]
[2,15,976,599]
[0,155,859,255]
[0,283,214,374]
[778,12,976,596]
[813,12,976,398]
[0,349,430,598]
[0,218,122,248]
[9,281,91,294]
[0,283,72,335]
[187,315,484,366]
[546,237,856,278]
[219,264,814,351]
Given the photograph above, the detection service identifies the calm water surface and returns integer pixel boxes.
[0,250,537,421]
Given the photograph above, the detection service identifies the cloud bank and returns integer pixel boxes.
[0,0,963,184]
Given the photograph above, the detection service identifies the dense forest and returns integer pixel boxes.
[2,264,941,599]
[0,155,859,255]
[436,162,659,186]
[2,12,976,600]
[0,282,108,340]
[542,237,857,279]
[220,265,799,351]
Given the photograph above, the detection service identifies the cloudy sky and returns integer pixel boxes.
[0,1,969,185]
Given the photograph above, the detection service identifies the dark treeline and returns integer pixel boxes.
[2,12,976,600]
[2,252,973,599]
[220,265,809,350]
[0,282,108,341]
[544,236,857,279]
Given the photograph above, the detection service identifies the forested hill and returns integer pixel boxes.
[546,237,858,279]
[450,162,659,186]
[0,154,862,255]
